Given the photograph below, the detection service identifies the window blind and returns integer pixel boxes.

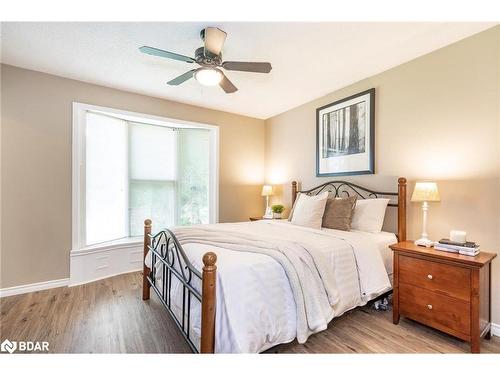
[84,112,212,245]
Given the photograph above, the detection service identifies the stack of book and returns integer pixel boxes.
[434,239,480,256]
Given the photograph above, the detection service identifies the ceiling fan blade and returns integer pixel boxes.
[222,61,272,73]
[139,46,195,63]
[219,73,238,94]
[167,69,196,85]
[204,27,227,56]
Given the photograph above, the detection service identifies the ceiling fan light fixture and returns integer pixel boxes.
[194,68,223,86]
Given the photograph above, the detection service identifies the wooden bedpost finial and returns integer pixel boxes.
[201,251,217,353]
[398,177,407,185]
[291,181,298,205]
[203,252,217,268]
[144,219,152,227]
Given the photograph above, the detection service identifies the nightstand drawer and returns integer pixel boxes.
[399,254,470,301]
[399,282,470,336]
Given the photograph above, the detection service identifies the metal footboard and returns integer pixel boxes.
[142,219,217,353]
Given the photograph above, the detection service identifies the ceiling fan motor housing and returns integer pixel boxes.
[195,47,222,66]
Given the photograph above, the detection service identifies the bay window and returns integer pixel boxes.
[73,103,218,250]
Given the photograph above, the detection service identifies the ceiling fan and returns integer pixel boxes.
[139,27,272,94]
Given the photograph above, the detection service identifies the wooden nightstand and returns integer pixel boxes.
[390,241,496,353]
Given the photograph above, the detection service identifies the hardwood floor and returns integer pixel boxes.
[1,271,499,354]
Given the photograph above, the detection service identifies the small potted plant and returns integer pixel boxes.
[271,204,285,219]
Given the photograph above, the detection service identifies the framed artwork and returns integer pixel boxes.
[316,88,375,177]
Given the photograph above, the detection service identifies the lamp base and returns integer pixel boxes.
[414,237,434,248]
[263,207,273,219]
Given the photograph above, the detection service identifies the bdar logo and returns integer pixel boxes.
[1,339,17,353]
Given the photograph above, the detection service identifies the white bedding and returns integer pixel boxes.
[351,230,396,276]
[145,220,394,353]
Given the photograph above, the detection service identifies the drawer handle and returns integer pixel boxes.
[427,304,433,310]
[427,274,433,280]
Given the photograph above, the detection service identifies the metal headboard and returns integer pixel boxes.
[294,180,399,207]
[291,178,407,241]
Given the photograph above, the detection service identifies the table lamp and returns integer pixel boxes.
[261,185,273,219]
[411,182,440,247]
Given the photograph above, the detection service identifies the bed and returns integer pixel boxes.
[142,178,407,353]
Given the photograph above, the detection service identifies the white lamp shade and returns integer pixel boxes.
[411,182,440,202]
[261,185,273,196]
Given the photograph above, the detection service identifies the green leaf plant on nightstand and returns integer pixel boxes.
[271,204,285,219]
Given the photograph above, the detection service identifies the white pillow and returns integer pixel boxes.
[351,198,390,233]
[290,192,329,229]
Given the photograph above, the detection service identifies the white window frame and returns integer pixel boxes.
[72,102,219,253]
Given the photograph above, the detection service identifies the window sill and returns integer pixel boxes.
[71,237,143,257]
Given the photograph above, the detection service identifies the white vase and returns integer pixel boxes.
[273,212,282,219]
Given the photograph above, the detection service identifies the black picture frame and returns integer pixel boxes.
[316,88,375,177]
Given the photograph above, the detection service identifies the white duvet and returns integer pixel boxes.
[145,220,392,353]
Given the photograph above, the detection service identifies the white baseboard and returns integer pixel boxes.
[1,242,144,297]
[70,241,143,286]
[491,323,500,337]
[0,278,69,298]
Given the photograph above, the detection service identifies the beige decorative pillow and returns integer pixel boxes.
[322,195,357,231]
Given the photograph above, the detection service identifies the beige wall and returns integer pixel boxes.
[265,26,500,323]
[0,64,265,288]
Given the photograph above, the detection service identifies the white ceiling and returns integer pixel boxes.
[1,22,496,119]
